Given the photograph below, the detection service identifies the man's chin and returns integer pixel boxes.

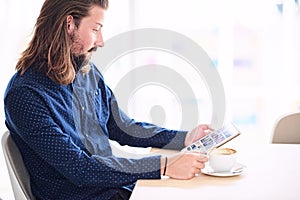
[86,52,93,60]
[81,59,90,67]
[72,54,90,72]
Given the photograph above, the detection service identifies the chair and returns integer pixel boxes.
[1,131,35,200]
[271,112,300,144]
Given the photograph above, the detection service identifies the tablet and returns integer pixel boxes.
[182,123,241,153]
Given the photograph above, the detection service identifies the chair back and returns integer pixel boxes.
[272,112,300,144]
[1,131,35,200]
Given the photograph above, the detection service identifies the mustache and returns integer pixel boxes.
[88,47,98,52]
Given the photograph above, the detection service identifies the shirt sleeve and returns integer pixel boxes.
[4,86,162,188]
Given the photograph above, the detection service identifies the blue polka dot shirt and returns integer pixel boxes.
[4,63,187,200]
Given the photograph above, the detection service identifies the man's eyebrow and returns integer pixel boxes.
[96,22,103,27]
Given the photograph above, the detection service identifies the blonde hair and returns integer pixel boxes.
[16,0,109,85]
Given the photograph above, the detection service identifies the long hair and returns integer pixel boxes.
[16,0,109,85]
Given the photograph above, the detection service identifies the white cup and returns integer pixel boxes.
[209,148,237,172]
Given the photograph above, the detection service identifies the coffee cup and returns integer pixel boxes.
[208,148,237,172]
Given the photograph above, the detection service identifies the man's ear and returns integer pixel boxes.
[66,15,75,34]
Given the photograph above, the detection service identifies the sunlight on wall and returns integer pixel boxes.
[0,0,299,199]
[102,0,300,146]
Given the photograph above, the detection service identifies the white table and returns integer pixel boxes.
[130,144,300,200]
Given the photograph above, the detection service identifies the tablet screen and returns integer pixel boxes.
[182,123,241,153]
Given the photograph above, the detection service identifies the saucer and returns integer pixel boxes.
[202,163,245,177]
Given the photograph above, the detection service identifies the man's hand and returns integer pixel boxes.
[184,124,213,147]
[161,152,208,180]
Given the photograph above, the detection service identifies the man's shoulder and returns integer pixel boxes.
[6,67,69,98]
[11,67,49,84]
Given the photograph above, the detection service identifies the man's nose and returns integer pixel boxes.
[96,32,104,47]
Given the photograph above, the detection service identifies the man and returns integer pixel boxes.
[4,0,212,199]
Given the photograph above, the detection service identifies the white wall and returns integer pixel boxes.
[0,1,44,198]
[1,0,299,199]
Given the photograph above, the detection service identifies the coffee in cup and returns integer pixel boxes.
[208,148,237,172]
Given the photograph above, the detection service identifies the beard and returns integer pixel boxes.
[71,46,98,73]
[71,53,89,73]
[70,30,91,73]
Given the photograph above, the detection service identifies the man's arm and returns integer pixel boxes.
[5,86,162,187]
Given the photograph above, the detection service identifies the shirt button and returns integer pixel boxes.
[82,106,85,111]
[95,91,99,95]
